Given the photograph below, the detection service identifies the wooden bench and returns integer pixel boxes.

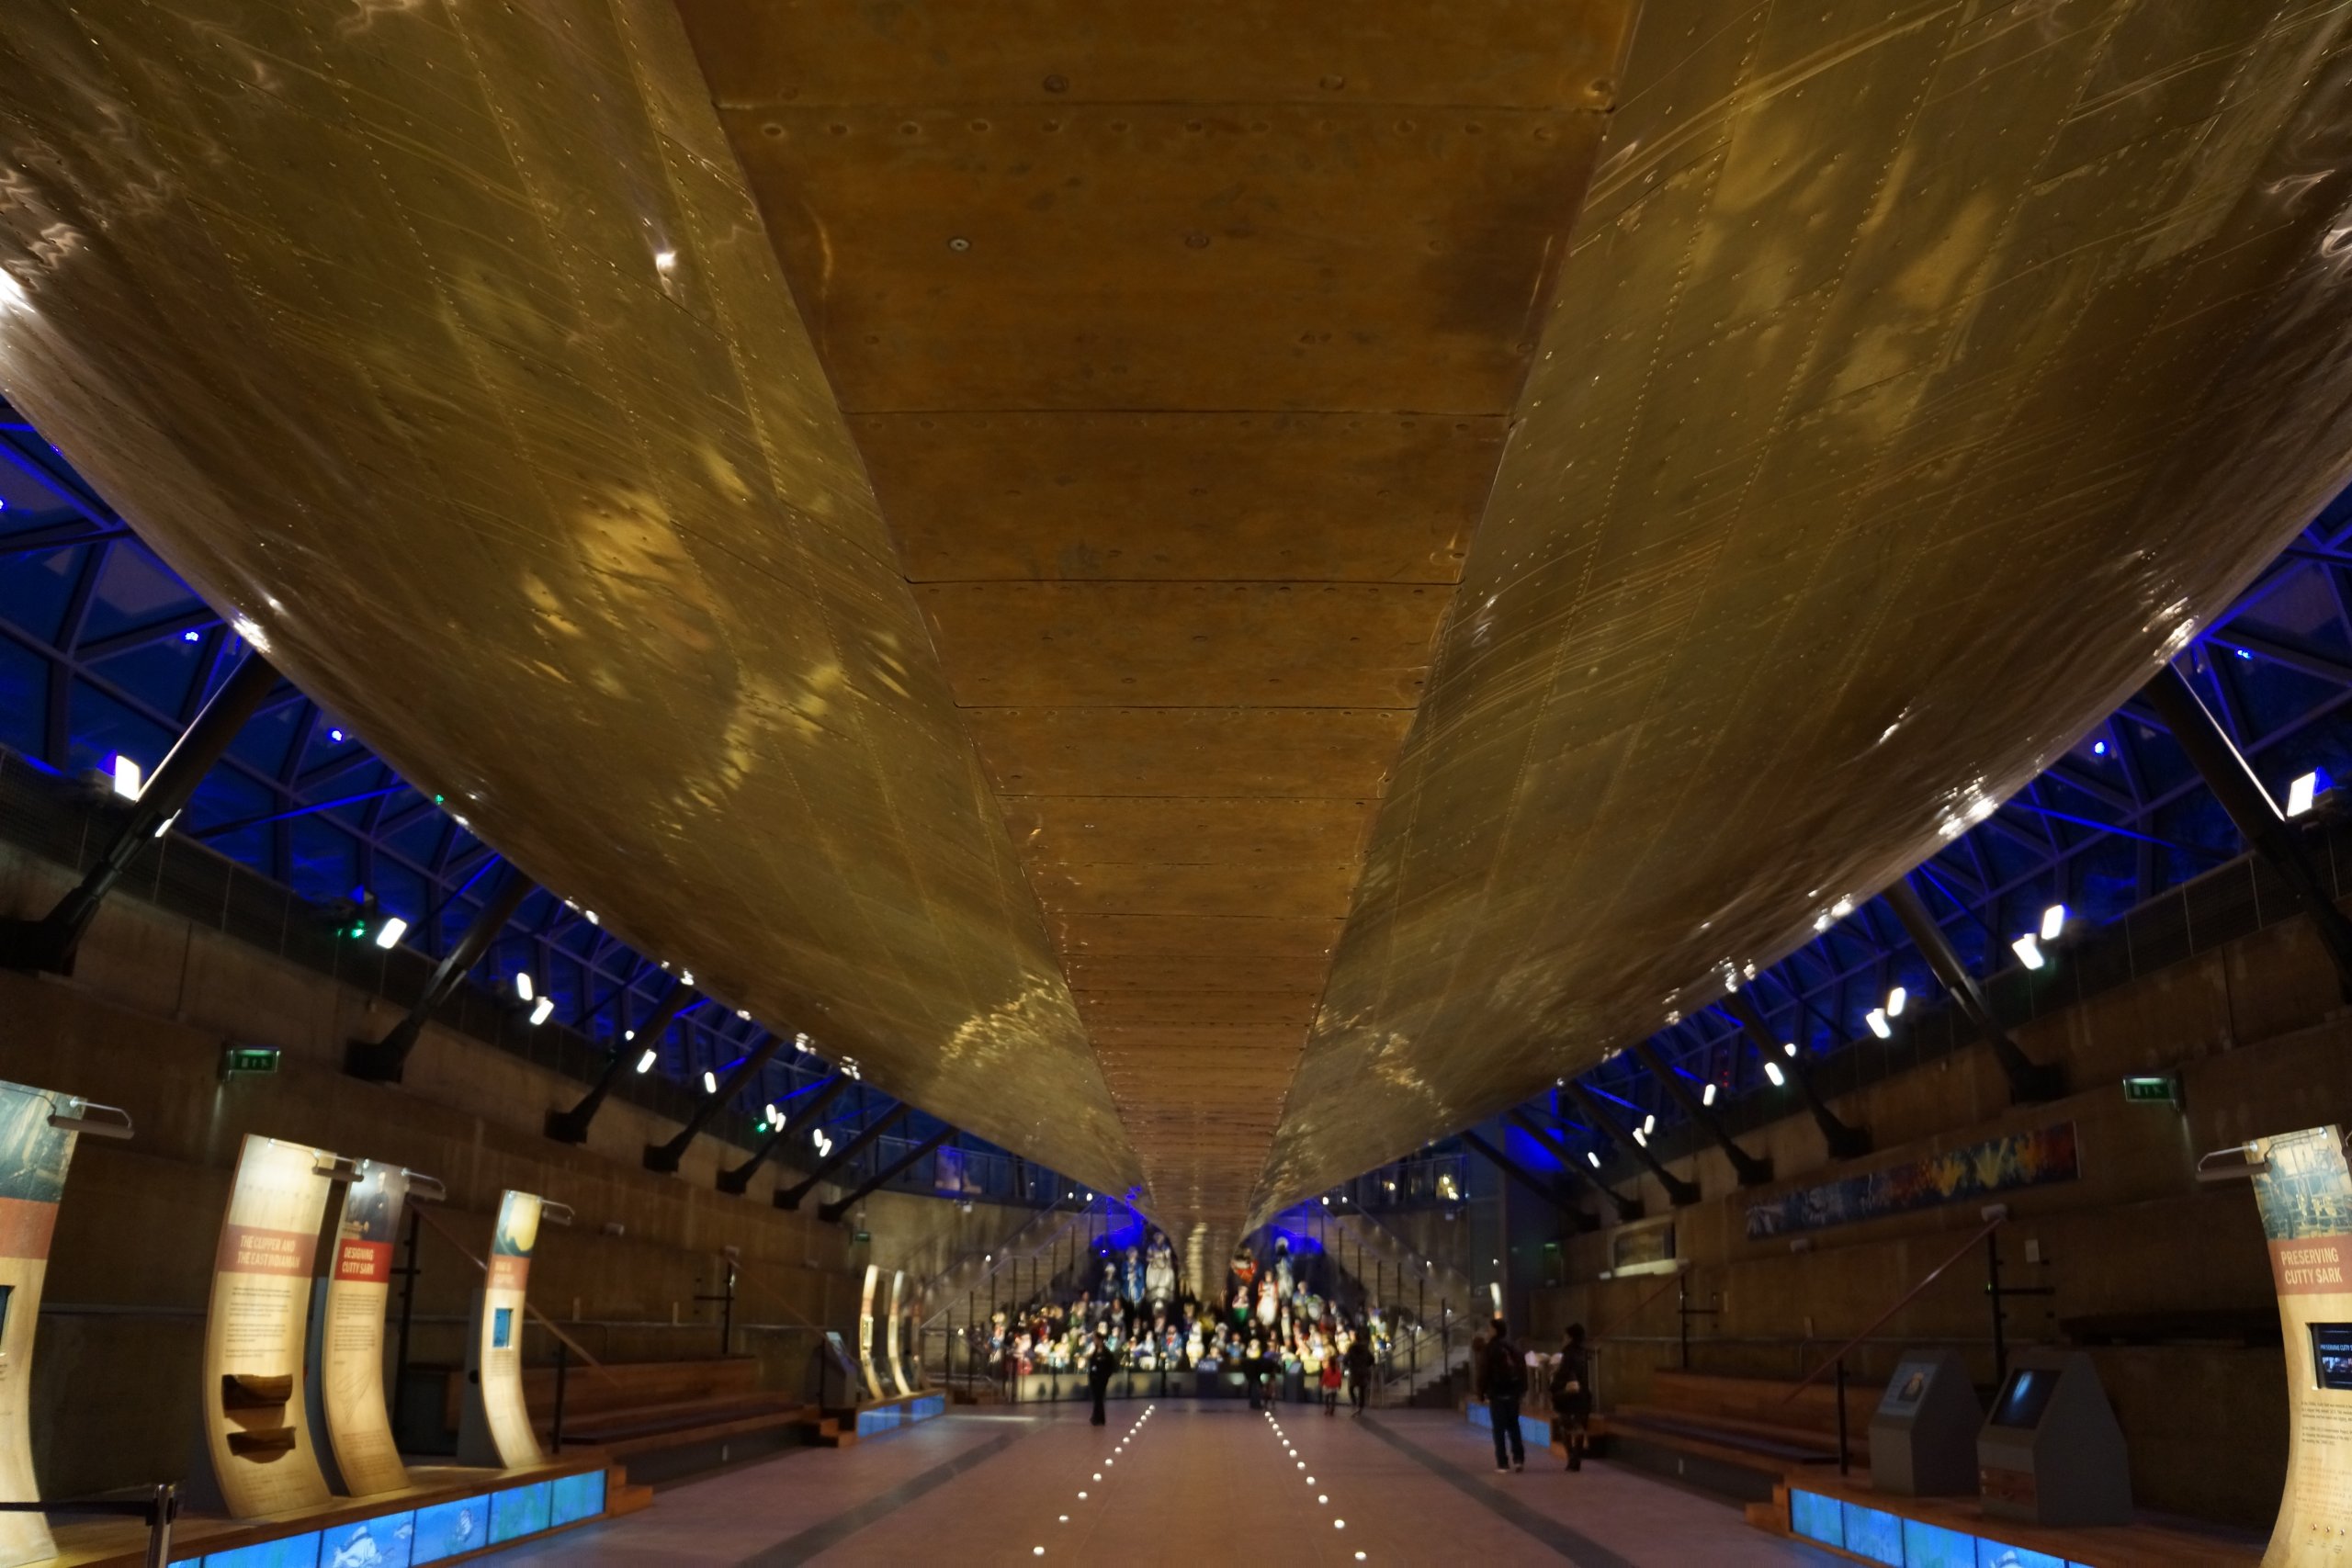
[435,1357,831,1480]
[1581,1370,1880,1502]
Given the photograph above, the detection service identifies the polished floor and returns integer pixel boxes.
[493,1400,1845,1566]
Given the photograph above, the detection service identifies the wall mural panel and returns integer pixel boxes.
[1744,1124,2080,1241]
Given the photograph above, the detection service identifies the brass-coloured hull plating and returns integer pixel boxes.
[1255,0,2352,1215]
[2,1,2351,1245]
[0,0,1140,1197]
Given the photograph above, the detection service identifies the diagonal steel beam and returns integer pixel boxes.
[1460,1128,1600,1229]
[1629,1041,1772,1186]
[2142,661,2352,998]
[0,649,280,974]
[719,1073,851,1195]
[1502,1112,1630,1225]
[820,1125,956,1224]
[645,1028,791,1174]
[1883,877,2066,1104]
[775,1105,910,1212]
[1564,1082,1699,1206]
[1723,992,1871,1160]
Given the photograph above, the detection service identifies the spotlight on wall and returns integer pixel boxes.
[1642,1113,1656,1134]
[1865,1008,1892,1040]
[1702,1082,1717,1107]
[1885,986,1906,1018]
[109,754,142,800]
[2040,903,2068,942]
[1632,1127,1648,1147]
[514,972,534,1003]
[2011,933,2046,970]
[2290,772,2323,818]
[764,1102,779,1126]
[635,1048,657,1074]
[1782,1041,1798,1057]
[372,916,408,950]
[1763,1061,1786,1087]
[1587,1151,1602,1168]
[702,1069,718,1094]
[528,997,554,1027]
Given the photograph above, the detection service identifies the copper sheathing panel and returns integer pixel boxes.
[0,1,1138,1194]
[677,0,1634,1228]
[1255,0,2352,1214]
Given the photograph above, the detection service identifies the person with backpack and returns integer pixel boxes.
[1550,1324,1593,1471]
[1482,1317,1528,1472]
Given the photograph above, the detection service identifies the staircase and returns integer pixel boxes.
[1327,1210,1476,1320]
[915,1200,1116,1382]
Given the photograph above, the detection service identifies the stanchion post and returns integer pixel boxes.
[1836,1359,1850,1477]
[551,1341,569,1453]
[390,1207,423,1439]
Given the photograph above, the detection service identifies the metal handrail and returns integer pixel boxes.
[1781,1212,2008,1403]
[917,1200,1102,1330]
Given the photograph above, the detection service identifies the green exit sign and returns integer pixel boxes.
[853,1229,871,1244]
[220,1044,280,1077]
[2123,1074,2182,1108]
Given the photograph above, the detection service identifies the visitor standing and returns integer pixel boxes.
[1550,1324,1593,1472]
[1483,1318,1527,1472]
[1344,1332,1374,1415]
[1086,1336,1117,1427]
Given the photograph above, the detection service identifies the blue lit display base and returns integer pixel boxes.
[1464,1400,1554,1453]
[78,1459,620,1568]
[854,1392,945,1438]
[1782,1484,2260,1568]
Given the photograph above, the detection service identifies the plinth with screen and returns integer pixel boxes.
[1868,1348,1981,1496]
[1974,1349,2131,1526]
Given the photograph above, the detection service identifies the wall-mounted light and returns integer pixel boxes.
[372,916,408,950]
[2040,903,2068,942]
[1782,1041,1798,1057]
[701,1070,718,1094]
[109,754,141,800]
[2290,772,2324,818]
[1587,1151,1601,1168]
[635,1048,657,1073]
[1885,986,1906,1018]
[1702,1082,1717,1107]
[2012,933,2046,970]
[527,997,554,1027]
[1632,1127,1648,1147]
[1763,1061,1786,1087]
[1865,1008,1892,1040]
[514,972,534,1003]
[1642,1113,1657,1134]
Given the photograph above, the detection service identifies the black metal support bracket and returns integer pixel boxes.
[818,1125,956,1223]
[1724,992,1872,1160]
[2143,661,2352,999]
[1884,877,2066,1104]
[1631,1040,1773,1186]
[718,1073,850,1195]
[775,1103,909,1211]
[1,651,279,975]
[345,866,535,1082]
[1565,1082,1701,1207]
[1459,1128,1597,1227]
[543,978,694,1143]
[1503,1111,1635,1224]
[644,1025,788,1173]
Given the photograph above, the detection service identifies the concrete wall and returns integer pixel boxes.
[1521,913,2352,1529]
[0,844,1042,1497]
